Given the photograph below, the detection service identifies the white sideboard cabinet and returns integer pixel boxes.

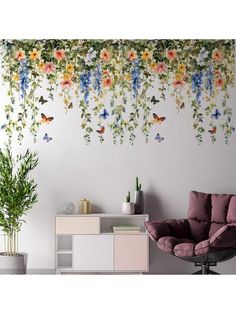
[54,214,149,274]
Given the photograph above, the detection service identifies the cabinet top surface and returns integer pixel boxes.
[55,213,149,218]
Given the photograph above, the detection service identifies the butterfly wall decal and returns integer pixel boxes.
[153,113,166,124]
[211,109,221,120]
[43,133,52,142]
[96,126,105,134]
[99,109,109,120]
[40,113,54,125]
[39,96,48,105]
[179,102,185,109]
[151,96,160,105]
[155,133,164,142]
[208,126,217,134]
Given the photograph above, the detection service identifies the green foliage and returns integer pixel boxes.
[0,144,38,254]
[126,191,130,203]
[136,177,142,191]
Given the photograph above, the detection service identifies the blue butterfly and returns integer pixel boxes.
[43,133,52,143]
[211,109,221,120]
[155,133,164,142]
[99,109,109,120]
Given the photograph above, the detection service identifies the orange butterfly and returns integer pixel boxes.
[96,126,105,134]
[40,113,54,125]
[208,126,217,134]
[153,113,166,124]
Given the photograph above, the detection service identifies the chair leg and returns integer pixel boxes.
[192,261,219,275]
[192,270,202,275]
[202,263,209,274]
[208,270,220,275]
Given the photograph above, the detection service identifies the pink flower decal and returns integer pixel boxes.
[103,77,112,88]
[103,69,110,75]
[156,62,168,74]
[61,79,73,89]
[127,49,137,61]
[173,80,184,89]
[212,49,223,62]
[15,49,26,61]
[215,77,224,88]
[166,49,177,61]
[44,62,56,74]
[100,49,111,61]
[54,49,65,61]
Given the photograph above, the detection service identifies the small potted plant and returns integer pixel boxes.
[122,191,135,215]
[134,177,144,214]
[0,145,38,274]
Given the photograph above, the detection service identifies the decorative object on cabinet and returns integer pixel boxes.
[112,225,141,234]
[54,214,149,273]
[122,191,135,215]
[79,199,91,214]
[134,177,144,214]
[61,201,75,215]
[0,145,38,274]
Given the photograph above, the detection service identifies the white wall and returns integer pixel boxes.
[0,51,236,274]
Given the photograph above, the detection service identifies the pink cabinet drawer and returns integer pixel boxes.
[55,216,100,235]
[114,234,149,271]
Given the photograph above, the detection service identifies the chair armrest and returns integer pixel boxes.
[144,219,190,242]
[210,224,236,248]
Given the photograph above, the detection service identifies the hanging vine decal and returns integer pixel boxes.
[0,39,235,145]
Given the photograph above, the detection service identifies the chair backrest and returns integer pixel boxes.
[187,191,236,242]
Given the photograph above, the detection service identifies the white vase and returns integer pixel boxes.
[0,253,26,274]
[122,202,135,215]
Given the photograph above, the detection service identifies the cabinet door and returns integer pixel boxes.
[73,235,113,271]
[114,235,149,271]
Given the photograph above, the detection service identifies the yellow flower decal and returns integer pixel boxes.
[66,64,74,73]
[38,61,45,71]
[63,73,73,81]
[141,48,152,61]
[29,48,41,61]
[150,62,157,70]
[12,73,19,81]
[178,64,186,74]
[124,73,131,81]
[175,73,183,81]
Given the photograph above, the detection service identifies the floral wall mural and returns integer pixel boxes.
[0,39,235,145]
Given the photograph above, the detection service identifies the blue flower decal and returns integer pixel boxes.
[131,60,141,98]
[80,71,91,103]
[19,60,29,99]
[192,71,203,104]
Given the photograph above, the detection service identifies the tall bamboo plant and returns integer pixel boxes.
[0,145,38,256]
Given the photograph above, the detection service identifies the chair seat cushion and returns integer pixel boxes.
[157,236,194,254]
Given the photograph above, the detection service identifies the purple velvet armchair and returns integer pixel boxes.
[145,191,236,274]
